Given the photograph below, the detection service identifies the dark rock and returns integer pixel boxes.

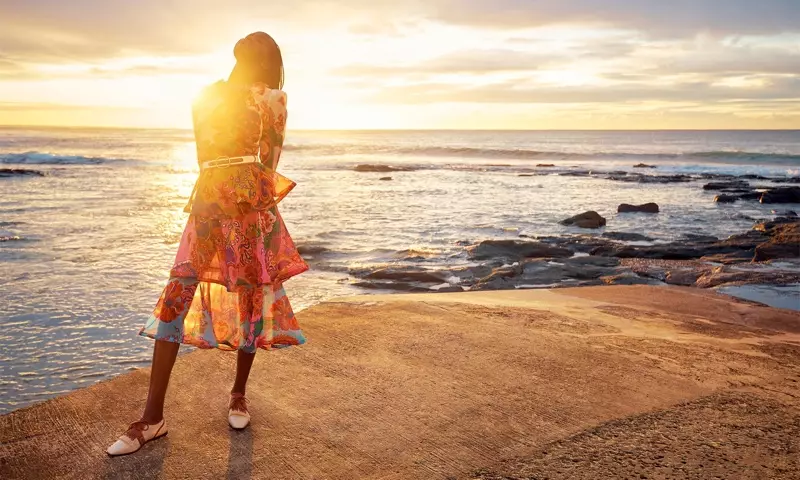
[559,171,591,177]
[602,232,654,242]
[601,273,656,285]
[563,256,621,268]
[760,187,800,204]
[739,174,769,180]
[703,181,749,191]
[695,265,800,289]
[351,280,427,292]
[536,164,555,168]
[771,210,797,218]
[297,243,330,255]
[700,251,755,265]
[772,177,800,184]
[665,270,701,286]
[715,230,768,249]
[753,222,800,261]
[467,240,574,260]
[518,174,536,177]
[354,164,415,173]
[633,163,656,168]
[379,176,393,181]
[560,211,606,229]
[608,174,690,184]
[683,234,719,243]
[618,203,660,213]
[363,267,451,284]
[0,168,45,178]
[714,194,738,203]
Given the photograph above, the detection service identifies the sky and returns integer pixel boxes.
[0,0,798,130]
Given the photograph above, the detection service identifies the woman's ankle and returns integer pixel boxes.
[139,413,164,425]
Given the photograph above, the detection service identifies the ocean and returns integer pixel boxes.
[1,127,799,413]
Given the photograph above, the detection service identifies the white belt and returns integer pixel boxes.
[201,155,259,171]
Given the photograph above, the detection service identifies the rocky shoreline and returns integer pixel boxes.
[308,173,800,306]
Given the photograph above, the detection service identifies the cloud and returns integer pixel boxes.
[425,0,800,36]
[368,75,800,104]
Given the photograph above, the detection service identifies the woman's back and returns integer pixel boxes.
[192,81,288,171]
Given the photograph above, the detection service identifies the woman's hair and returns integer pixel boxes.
[229,32,284,89]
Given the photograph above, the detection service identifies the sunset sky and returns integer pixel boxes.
[0,0,798,130]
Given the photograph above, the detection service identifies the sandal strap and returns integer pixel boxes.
[229,393,249,413]
[125,421,149,446]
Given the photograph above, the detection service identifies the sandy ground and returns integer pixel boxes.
[1,286,799,480]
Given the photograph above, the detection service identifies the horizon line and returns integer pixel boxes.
[1,124,799,133]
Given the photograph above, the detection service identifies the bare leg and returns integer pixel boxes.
[140,340,180,424]
[231,350,256,395]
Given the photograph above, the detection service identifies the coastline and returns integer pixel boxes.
[3,286,799,479]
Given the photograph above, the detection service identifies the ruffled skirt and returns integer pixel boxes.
[140,166,309,352]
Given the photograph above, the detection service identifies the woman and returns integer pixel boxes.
[107,32,308,456]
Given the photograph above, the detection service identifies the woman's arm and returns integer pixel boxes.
[255,87,288,171]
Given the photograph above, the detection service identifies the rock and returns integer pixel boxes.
[467,240,573,260]
[363,267,451,284]
[518,174,536,177]
[379,176,393,181]
[0,168,45,177]
[700,251,755,265]
[351,280,428,292]
[602,232,654,242]
[714,194,739,203]
[354,164,415,173]
[703,181,750,191]
[563,256,621,268]
[633,163,656,168]
[560,211,607,229]
[695,265,800,289]
[753,222,800,261]
[773,176,800,184]
[683,234,719,243]
[608,174,690,184]
[618,203,660,214]
[297,243,330,256]
[739,174,769,180]
[760,187,800,204]
[601,273,655,285]
[434,285,465,293]
[665,270,701,286]
[771,210,797,218]
[536,164,555,168]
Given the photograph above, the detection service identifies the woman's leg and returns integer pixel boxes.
[231,350,256,395]
[140,340,180,424]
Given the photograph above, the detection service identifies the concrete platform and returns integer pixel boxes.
[2,286,800,479]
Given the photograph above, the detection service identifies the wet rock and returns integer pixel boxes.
[608,174,690,184]
[379,176,393,181]
[618,203,660,213]
[297,243,331,256]
[695,265,800,289]
[363,267,452,284]
[753,222,800,261]
[714,194,739,203]
[354,164,416,172]
[773,176,800,184]
[0,168,45,178]
[700,251,755,265]
[715,230,768,249]
[601,273,656,285]
[633,163,656,168]
[703,180,750,191]
[739,174,769,180]
[760,187,800,204]
[351,280,428,292]
[602,232,654,242]
[467,240,573,260]
[665,270,701,286]
[560,211,606,229]
[683,234,719,243]
[563,256,621,268]
[559,171,591,177]
[518,174,536,177]
[434,285,465,293]
[536,164,555,168]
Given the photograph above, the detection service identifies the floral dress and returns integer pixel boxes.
[139,81,308,352]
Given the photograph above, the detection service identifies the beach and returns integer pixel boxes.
[2,286,799,479]
[1,127,800,412]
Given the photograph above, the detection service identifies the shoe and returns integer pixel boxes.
[106,419,168,456]
[228,393,251,430]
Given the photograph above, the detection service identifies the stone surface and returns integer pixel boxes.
[560,211,607,229]
[602,232,654,242]
[617,203,660,213]
[3,287,800,480]
[467,240,573,260]
[760,186,800,204]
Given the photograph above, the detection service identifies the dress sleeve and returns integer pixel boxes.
[253,87,288,171]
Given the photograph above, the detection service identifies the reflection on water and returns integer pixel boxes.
[1,128,799,413]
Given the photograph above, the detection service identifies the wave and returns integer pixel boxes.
[0,151,127,165]
[284,144,800,164]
